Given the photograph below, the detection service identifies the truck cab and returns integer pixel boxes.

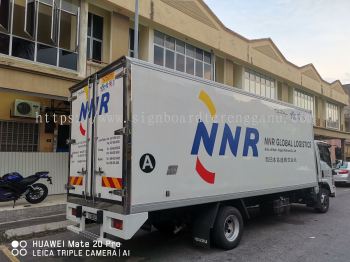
[315,140,336,197]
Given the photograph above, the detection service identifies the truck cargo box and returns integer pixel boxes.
[67,57,317,216]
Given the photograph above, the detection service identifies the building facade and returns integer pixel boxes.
[0,0,349,160]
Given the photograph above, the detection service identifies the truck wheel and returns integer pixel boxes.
[315,188,330,213]
[212,206,243,250]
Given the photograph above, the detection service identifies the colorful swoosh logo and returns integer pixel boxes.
[199,90,216,119]
[195,90,216,184]
[79,86,89,136]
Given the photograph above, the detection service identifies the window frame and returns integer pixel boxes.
[1,0,80,71]
[153,30,212,80]
[326,101,340,130]
[87,12,103,63]
[244,69,276,99]
[293,89,315,121]
[0,120,39,152]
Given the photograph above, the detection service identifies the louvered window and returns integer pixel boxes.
[0,121,39,152]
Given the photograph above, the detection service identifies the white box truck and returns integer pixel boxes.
[66,57,335,250]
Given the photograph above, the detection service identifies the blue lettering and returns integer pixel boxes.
[78,92,110,121]
[191,121,218,156]
[79,102,89,121]
[243,127,259,157]
[219,124,241,156]
[99,92,110,115]
[88,96,99,119]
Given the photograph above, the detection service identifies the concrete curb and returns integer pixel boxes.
[0,204,66,224]
[4,220,75,239]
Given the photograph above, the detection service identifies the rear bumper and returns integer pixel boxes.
[334,175,350,183]
[66,202,148,242]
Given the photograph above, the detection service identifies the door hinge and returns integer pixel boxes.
[115,68,127,79]
[66,139,76,145]
[68,96,77,102]
[109,188,126,197]
[65,184,75,190]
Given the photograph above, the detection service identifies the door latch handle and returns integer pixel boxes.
[77,168,87,175]
[114,127,126,135]
[95,167,104,175]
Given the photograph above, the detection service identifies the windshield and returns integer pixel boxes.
[340,162,349,169]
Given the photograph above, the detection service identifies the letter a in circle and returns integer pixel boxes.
[139,153,156,173]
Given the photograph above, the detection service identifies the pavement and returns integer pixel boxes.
[1,187,350,262]
[0,194,68,242]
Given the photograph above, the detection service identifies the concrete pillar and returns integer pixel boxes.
[340,106,346,131]
[139,25,150,61]
[280,83,289,103]
[316,97,325,127]
[341,139,345,161]
[110,12,129,61]
[215,56,224,84]
[225,59,234,87]
[77,0,88,78]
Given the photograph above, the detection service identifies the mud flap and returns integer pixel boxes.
[192,203,220,248]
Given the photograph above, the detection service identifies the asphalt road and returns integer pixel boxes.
[2,186,350,262]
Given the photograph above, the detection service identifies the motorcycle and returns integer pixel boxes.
[0,171,52,206]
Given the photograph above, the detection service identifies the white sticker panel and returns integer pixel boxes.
[94,71,124,202]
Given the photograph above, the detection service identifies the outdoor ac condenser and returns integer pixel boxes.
[12,99,40,118]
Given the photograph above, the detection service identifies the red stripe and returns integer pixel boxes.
[117,178,122,188]
[107,177,116,188]
[195,157,215,184]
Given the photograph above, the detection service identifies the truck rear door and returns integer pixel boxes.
[69,81,93,198]
[92,67,126,203]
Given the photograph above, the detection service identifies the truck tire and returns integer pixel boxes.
[315,188,330,213]
[212,206,243,250]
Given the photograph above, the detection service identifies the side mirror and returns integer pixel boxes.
[332,169,337,176]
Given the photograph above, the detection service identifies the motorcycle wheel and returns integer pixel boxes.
[25,183,48,204]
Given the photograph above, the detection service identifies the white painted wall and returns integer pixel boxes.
[0,152,68,195]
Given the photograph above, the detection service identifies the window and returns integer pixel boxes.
[294,89,315,118]
[326,102,339,130]
[0,0,80,70]
[87,13,103,62]
[0,0,10,32]
[129,28,134,57]
[244,69,276,99]
[153,31,212,80]
[0,121,39,152]
[318,144,332,168]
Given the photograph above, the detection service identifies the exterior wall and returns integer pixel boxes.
[0,59,78,98]
[0,152,68,195]
[225,59,234,87]
[0,91,55,152]
[139,25,150,61]
[110,13,130,61]
[215,56,225,84]
[280,83,289,103]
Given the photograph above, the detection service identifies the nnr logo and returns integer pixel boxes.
[190,90,259,184]
[11,240,27,257]
[78,89,110,136]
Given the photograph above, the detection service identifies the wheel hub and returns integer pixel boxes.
[224,215,240,242]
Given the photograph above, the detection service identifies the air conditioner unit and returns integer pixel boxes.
[12,99,40,118]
